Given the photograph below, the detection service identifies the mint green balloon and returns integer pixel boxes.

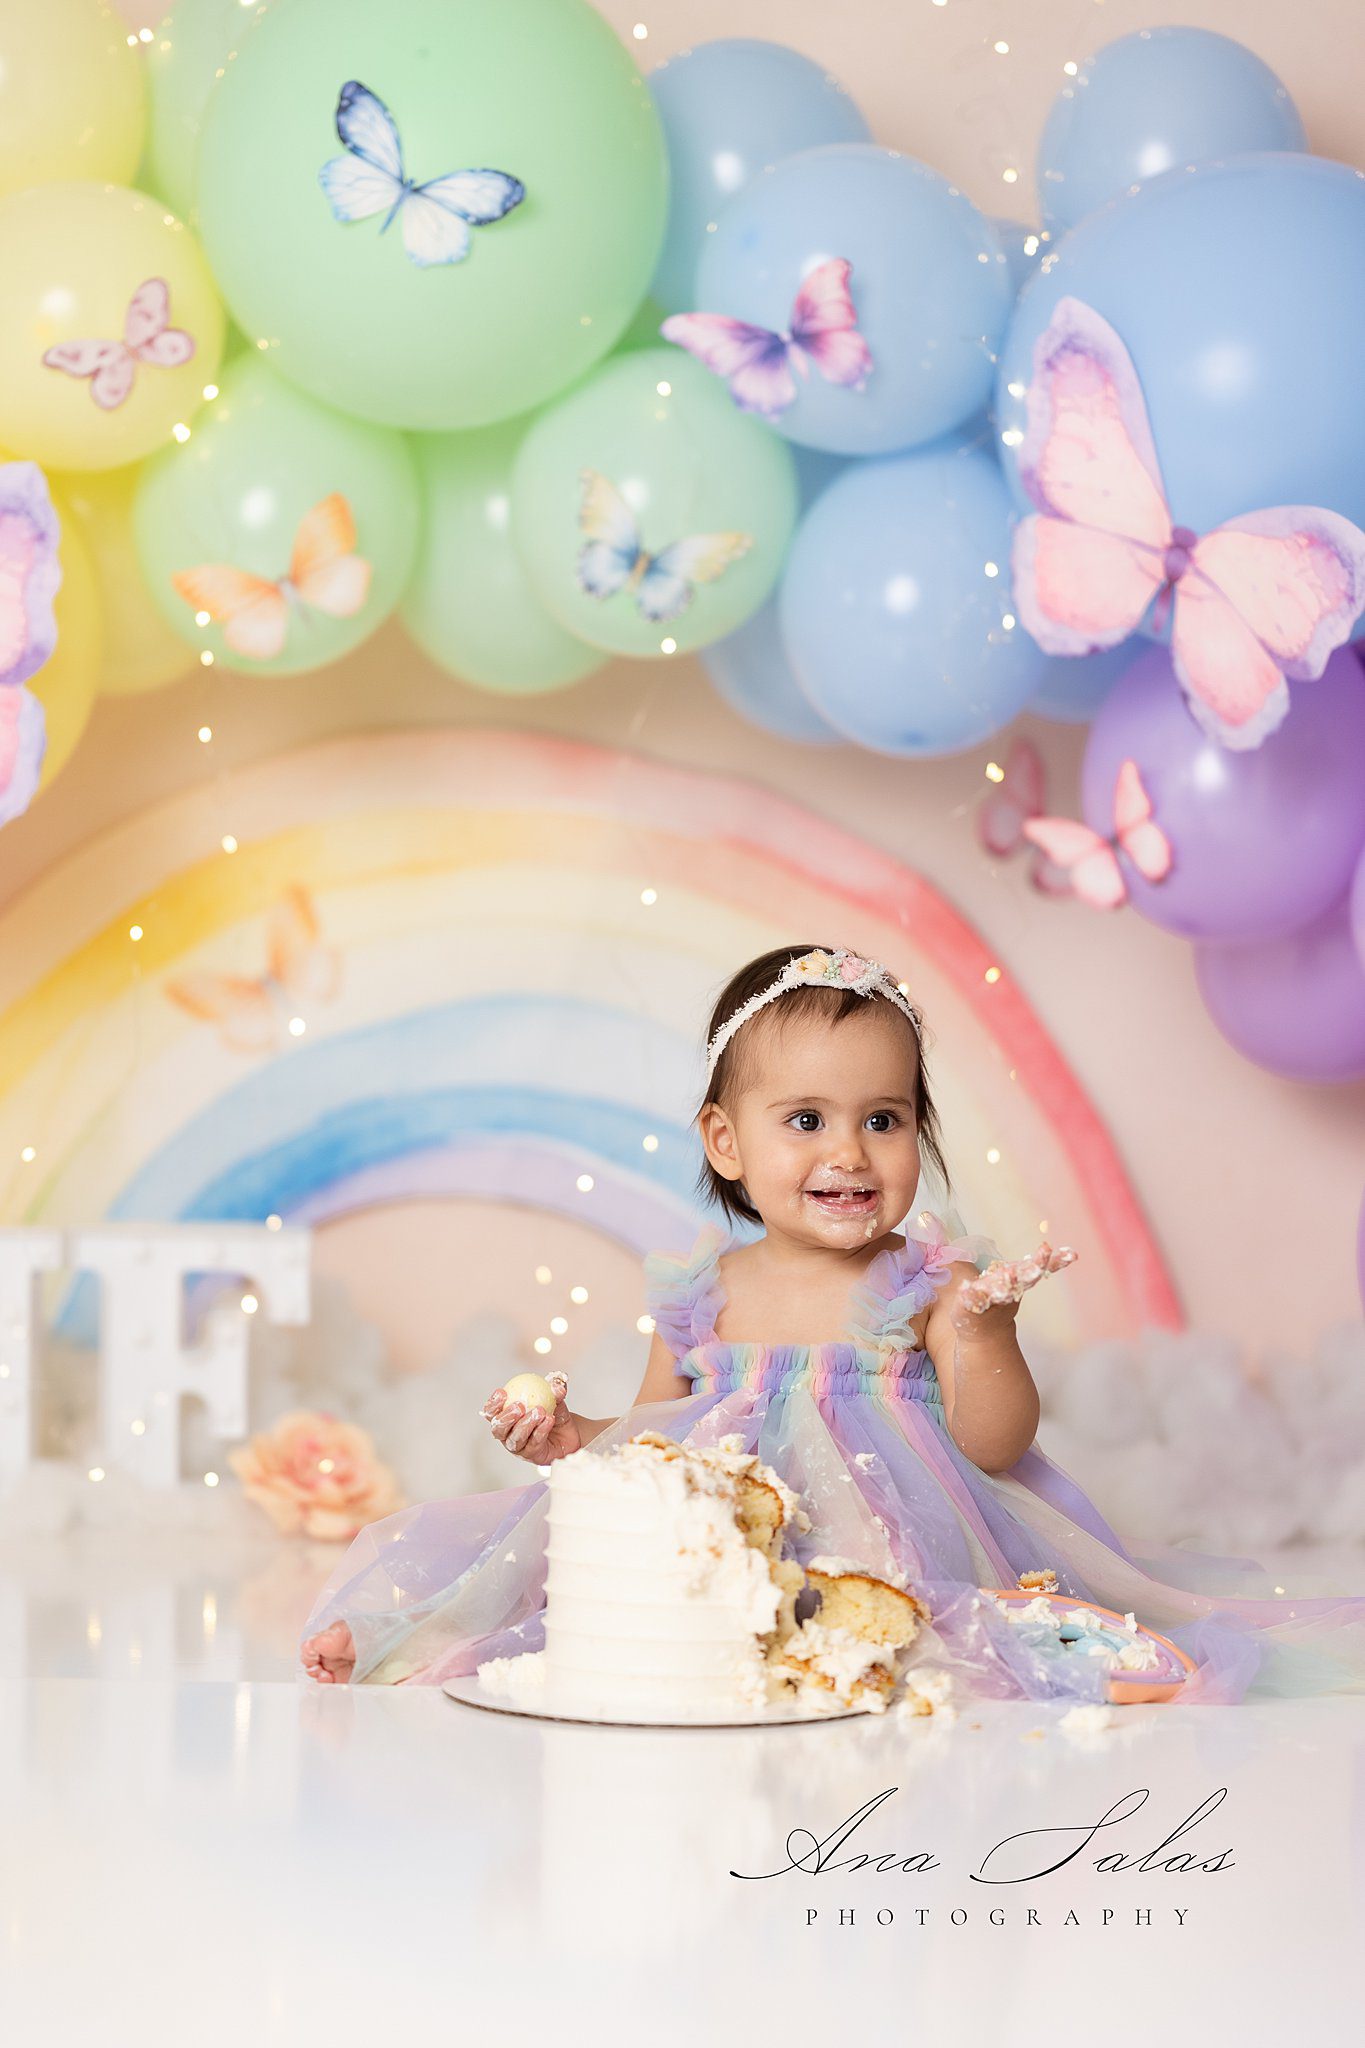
[196,0,667,430]
[141,1,271,222]
[132,354,418,676]
[402,420,606,694]
[510,347,798,658]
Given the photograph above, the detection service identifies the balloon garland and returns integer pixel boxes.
[0,5,1362,1296]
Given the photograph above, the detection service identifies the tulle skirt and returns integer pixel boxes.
[298,1382,1365,1703]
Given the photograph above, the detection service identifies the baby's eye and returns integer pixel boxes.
[787,1110,823,1133]
[865,1112,899,1133]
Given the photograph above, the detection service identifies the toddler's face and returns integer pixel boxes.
[705,1002,924,1248]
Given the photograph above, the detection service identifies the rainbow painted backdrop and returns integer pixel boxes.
[0,728,1180,1348]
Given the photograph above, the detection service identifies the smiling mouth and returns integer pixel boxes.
[804,1187,879,1211]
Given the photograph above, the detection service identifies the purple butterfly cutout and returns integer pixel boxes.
[660,257,873,421]
[0,461,59,829]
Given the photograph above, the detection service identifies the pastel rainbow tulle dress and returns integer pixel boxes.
[298,1214,1365,1702]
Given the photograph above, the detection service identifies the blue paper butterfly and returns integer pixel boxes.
[318,80,525,269]
[576,469,753,623]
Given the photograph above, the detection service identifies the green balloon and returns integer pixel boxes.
[196,0,667,430]
[402,419,606,695]
[142,1,271,222]
[132,354,418,677]
[510,347,798,658]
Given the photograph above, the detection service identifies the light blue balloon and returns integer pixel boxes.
[1039,28,1304,234]
[648,39,869,316]
[990,217,1052,297]
[690,144,1011,455]
[1028,640,1145,723]
[778,431,1047,757]
[701,445,847,743]
[997,155,1365,538]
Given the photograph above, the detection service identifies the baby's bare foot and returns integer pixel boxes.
[302,1619,356,1684]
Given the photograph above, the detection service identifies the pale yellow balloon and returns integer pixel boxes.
[59,465,195,695]
[0,0,146,201]
[0,181,225,471]
[29,504,102,793]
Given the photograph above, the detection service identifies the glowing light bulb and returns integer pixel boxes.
[576,1173,594,1192]
[129,924,144,941]
[570,1286,589,1304]
[640,887,658,905]
[221,835,238,854]
[241,1293,258,1314]
[535,1266,552,1284]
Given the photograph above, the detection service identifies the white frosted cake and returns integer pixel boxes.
[474,1431,938,1723]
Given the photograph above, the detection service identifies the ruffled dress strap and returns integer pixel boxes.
[642,1219,731,1361]
[846,1210,1001,1354]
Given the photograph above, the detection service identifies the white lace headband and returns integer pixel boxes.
[705,947,923,1085]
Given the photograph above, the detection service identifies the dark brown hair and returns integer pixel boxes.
[693,944,953,1228]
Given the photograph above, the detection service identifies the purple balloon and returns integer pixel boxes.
[1082,644,1365,941]
[1351,842,1365,975]
[1194,894,1365,1082]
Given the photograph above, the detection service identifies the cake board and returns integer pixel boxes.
[442,1669,871,1728]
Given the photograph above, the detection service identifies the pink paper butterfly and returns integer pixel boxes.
[975,738,1074,897]
[1020,757,1172,911]
[0,462,60,830]
[659,257,873,421]
[1010,296,1365,753]
[42,277,196,411]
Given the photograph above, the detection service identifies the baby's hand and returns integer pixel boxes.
[479,1371,580,1466]
[952,1243,1078,1330]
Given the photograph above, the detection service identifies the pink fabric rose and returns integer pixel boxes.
[226,1408,406,1541]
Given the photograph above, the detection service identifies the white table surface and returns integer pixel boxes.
[2,1528,1363,2045]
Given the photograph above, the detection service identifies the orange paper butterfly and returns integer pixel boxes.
[1020,757,1173,910]
[171,493,370,661]
[165,885,341,1052]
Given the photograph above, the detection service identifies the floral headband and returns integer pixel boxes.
[705,947,923,1084]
